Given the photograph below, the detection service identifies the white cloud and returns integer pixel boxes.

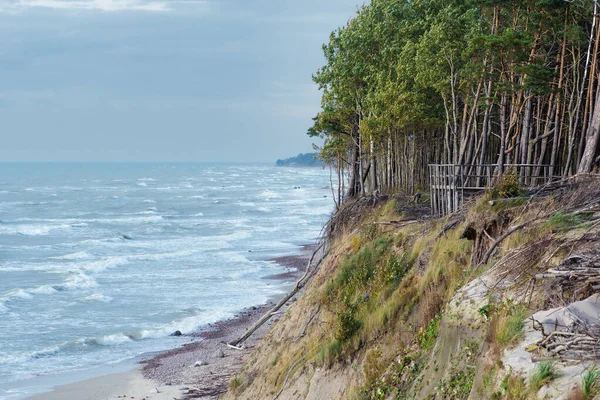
[0,0,207,12]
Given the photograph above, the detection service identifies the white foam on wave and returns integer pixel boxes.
[8,289,33,300]
[137,182,148,187]
[63,272,98,289]
[140,310,231,339]
[83,293,113,303]
[0,344,63,365]
[256,207,271,213]
[189,195,204,199]
[51,251,91,260]
[0,223,71,236]
[259,189,280,200]
[136,210,156,215]
[193,212,204,217]
[0,285,59,306]
[143,199,156,204]
[90,215,163,224]
[129,249,195,262]
[87,333,133,346]
[80,256,129,273]
[29,285,59,295]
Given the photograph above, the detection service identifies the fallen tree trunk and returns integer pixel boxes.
[228,242,328,347]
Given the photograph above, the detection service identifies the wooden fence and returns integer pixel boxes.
[429,164,555,217]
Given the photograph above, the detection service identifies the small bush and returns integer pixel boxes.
[335,300,361,342]
[487,168,524,200]
[529,361,556,391]
[582,365,600,399]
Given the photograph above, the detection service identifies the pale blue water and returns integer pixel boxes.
[0,163,332,399]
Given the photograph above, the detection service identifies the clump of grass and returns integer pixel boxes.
[229,375,244,393]
[529,360,556,392]
[500,374,527,400]
[582,365,600,399]
[495,306,527,347]
[543,211,592,233]
[363,347,384,388]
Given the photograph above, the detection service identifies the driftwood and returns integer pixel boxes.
[487,196,532,206]
[435,217,464,240]
[375,219,421,227]
[228,243,328,347]
[480,220,532,265]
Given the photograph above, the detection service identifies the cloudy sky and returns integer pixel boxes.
[0,0,358,162]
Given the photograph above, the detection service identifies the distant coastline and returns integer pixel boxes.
[275,152,324,167]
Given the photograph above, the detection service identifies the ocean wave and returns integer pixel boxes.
[29,285,59,295]
[0,345,63,365]
[136,210,156,215]
[63,272,99,289]
[86,333,133,346]
[51,251,91,260]
[0,288,41,308]
[128,249,196,262]
[6,289,33,300]
[83,293,113,303]
[259,189,280,200]
[137,182,148,187]
[139,310,232,339]
[79,256,129,273]
[0,223,72,236]
[143,199,156,203]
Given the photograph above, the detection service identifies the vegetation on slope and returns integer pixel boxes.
[224,175,600,400]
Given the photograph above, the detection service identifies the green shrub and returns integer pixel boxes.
[487,168,524,200]
[582,365,600,399]
[335,299,361,342]
[418,313,441,350]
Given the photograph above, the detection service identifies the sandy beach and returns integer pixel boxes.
[26,247,313,400]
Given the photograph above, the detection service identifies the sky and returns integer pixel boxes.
[0,0,358,162]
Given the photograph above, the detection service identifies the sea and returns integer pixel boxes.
[0,163,333,399]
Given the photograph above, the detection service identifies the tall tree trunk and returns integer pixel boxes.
[579,83,600,173]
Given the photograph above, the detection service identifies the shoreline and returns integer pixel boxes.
[24,245,315,400]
